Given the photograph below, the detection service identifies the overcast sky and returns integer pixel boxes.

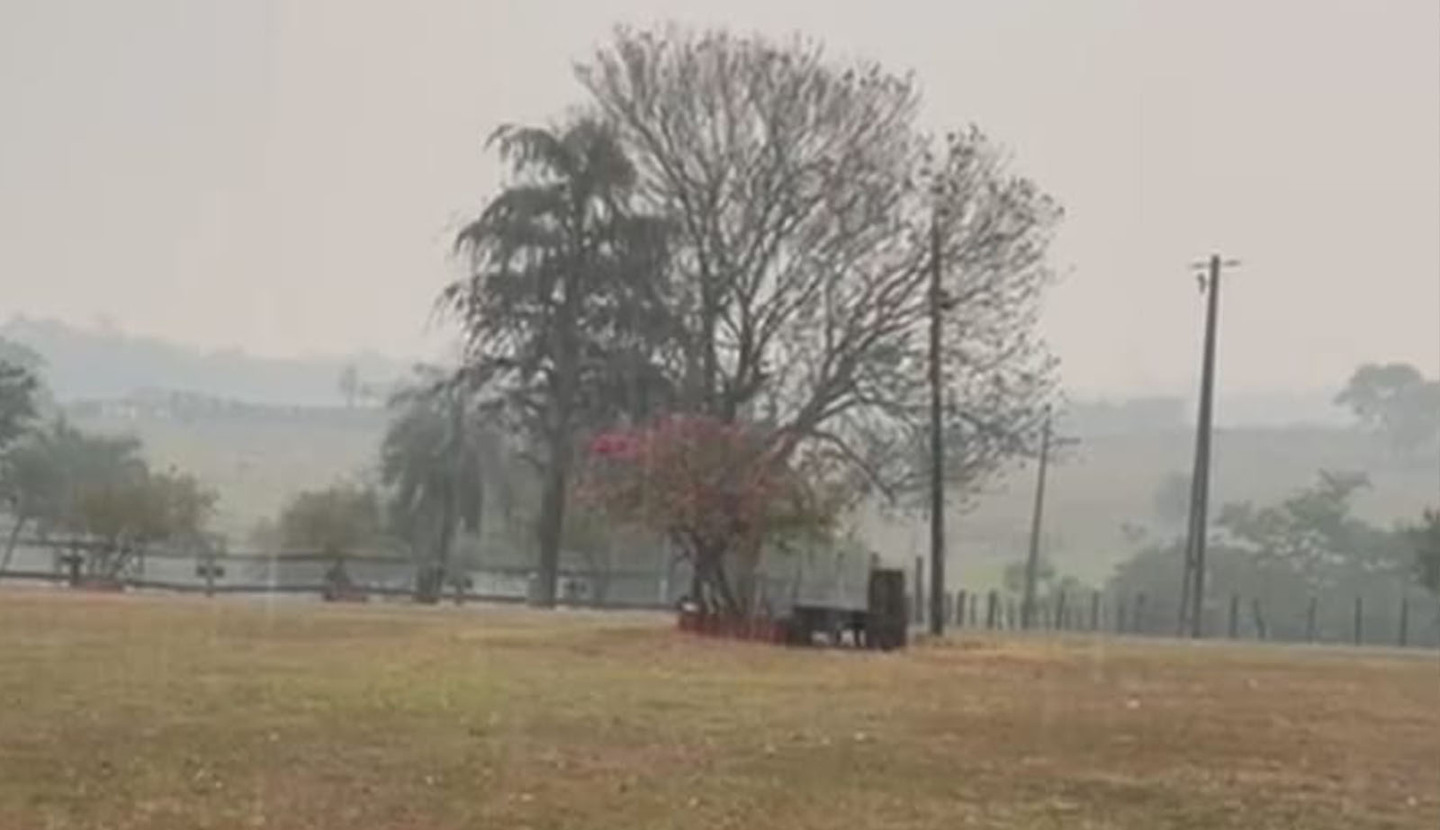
[1,0,1436,396]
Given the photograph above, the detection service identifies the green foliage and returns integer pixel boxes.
[0,358,39,452]
[277,484,383,557]
[2,421,143,533]
[441,118,671,607]
[380,369,509,599]
[1,418,217,575]
[1215,470,1406,589]
[1405,508,1440,595]
[1335,362,1440,455]
[73,467,216,549]
[1111,471,1426,640]
[442,118,673,438]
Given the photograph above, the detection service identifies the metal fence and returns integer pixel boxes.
[0,535,867,614]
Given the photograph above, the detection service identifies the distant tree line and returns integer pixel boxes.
[1108,469,1437,641]
[1335,362,1440,457]
[1,346,218,578]
[1010,360,1440,641]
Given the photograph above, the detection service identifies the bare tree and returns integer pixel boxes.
[579,27,1060,510]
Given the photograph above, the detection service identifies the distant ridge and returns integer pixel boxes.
[1,316,414,406]
[2,315,1345,425]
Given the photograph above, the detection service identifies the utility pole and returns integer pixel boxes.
[928,217,948,638]
[1021,405,1053,630]
[1180,254,1237,638]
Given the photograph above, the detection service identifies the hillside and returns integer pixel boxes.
[1,316,414,406]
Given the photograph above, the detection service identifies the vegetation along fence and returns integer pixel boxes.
[3,537,1435,649]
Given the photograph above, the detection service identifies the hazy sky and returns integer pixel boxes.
[2,0,1436,395]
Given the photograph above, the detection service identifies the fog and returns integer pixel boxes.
[2,0,1437,399]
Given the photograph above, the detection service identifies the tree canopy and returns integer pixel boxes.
[1406,508,1440,596]
[0,356,39,452]
[278,485,384,558]
[1335,362,1440,455]
[1111,470,1426,640]
[440,26,1063,614]
[381,368,505,600]
[579,27,1060,503]
[442,118,671,606]
[1,418,216,576]
[1214,470,1407,590]
[583,415,844,613]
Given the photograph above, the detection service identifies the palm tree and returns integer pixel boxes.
[381,369,503,603]
[441,118,672,607]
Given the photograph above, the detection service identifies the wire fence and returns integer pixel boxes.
[905,586,1440,649]
[5,535,1435,649]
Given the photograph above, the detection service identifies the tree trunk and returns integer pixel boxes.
[436,497,455,601]
[533,460,566,608]
[702,548,742,617]
[418,485,457,605]
[0,514,27,574]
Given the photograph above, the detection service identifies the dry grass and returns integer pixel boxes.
[0,589,1435,829]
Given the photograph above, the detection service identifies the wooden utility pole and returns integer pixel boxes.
[927,218,948,637]
[1180,254,1237,638]
[1021,405,1053,630]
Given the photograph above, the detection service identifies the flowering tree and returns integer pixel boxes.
[583,415,843,615]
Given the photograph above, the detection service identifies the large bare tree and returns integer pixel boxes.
[578,28,1061,511]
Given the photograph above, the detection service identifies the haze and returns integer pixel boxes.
[1,0,1436,396]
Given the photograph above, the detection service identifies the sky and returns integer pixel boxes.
[1,0,1436,397]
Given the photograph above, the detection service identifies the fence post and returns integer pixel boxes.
[62,548,83,588]
[913,557,925,625]
[1305,596,1318,643]
[986,590,998,630]
[1251,598,1267,640]
[1055,590,1068,632]
[1116,595,1128,634]
[1006,597,1018,630]
[1353,596,1363,646]
[1227,594,1240,639]
[956,590,967,628]
[1398,596,1409,648]
[1134,593,1147,636]
[1090,591,1101,632]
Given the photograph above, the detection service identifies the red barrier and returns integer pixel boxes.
[76,578,125,593]
[676,611,787,645]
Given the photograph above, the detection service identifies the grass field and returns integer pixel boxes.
[1,591,1436,829]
